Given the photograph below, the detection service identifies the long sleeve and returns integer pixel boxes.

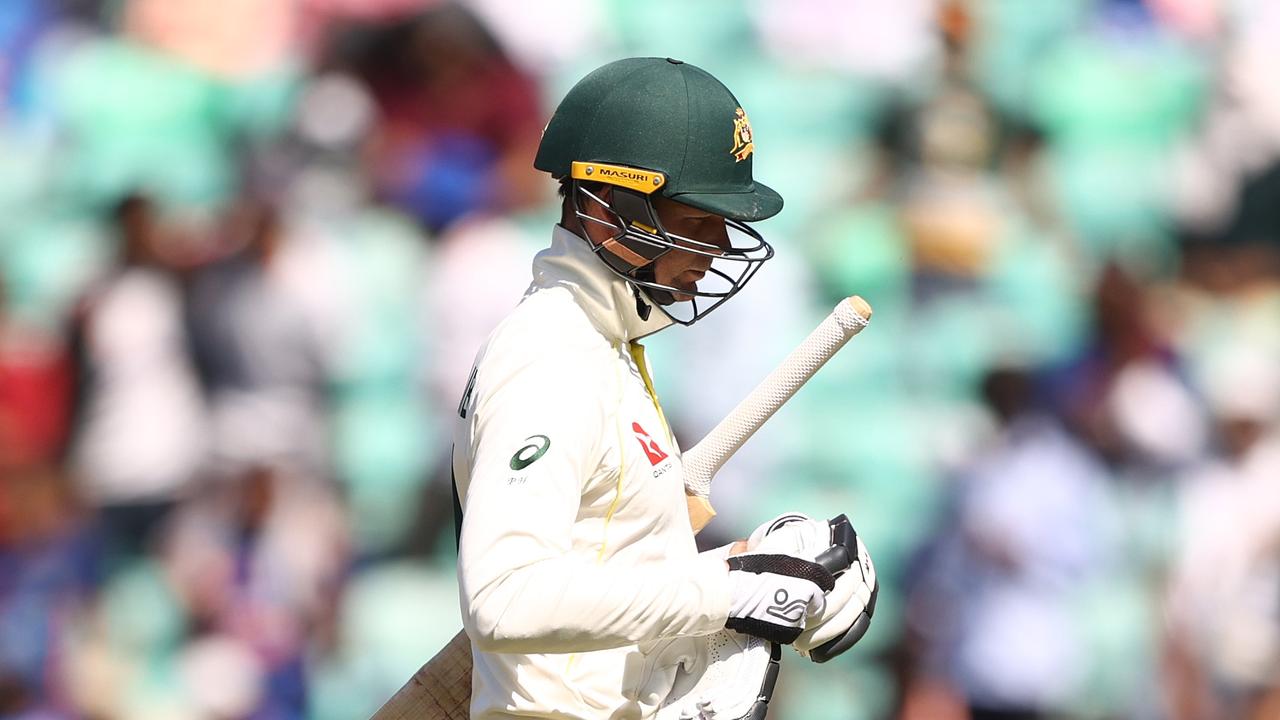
[456,341,730,655]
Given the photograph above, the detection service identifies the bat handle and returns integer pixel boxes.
[682,296,872,498]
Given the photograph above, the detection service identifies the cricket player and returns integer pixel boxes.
[454,57,876,719]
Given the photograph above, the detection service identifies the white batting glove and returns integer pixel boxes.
[747,512,878,662]
[747,513,831,560]
[724,551,834,645]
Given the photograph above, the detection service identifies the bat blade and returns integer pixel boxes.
[370,631,471,719]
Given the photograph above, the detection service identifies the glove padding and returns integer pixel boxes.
[725,553,834,645]
[747,512,878,662]
[651,517,871,719]
[653,630,780,720]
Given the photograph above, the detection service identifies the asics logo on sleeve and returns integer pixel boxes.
[765,589,808,623]
[509,435,551,470]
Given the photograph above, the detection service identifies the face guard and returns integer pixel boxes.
[567,162,774,326]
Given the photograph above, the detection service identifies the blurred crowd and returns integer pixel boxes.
[1,0,1278,719]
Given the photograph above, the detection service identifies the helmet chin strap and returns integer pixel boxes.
[632,265,675,307]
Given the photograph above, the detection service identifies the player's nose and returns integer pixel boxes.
[701,219,731,256]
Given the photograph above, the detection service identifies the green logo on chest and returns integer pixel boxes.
[510,435,551,470]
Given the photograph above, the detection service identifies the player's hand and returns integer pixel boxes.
[724,550,834,645]
[747,512,878,662]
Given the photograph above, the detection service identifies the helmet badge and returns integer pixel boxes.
[731,107,755,162]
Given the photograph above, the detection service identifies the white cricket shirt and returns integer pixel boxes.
[454,225,732,718]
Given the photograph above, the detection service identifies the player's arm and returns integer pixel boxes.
[458,355,732,654]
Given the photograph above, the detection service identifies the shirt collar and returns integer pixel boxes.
[529,225,674,343]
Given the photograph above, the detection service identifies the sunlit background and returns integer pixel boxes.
[1,0,1279,718]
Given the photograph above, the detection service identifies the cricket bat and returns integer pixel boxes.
[370,296,873,719]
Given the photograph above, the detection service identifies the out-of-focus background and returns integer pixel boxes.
[1,0,1279,718]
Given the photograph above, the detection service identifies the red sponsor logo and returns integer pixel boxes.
[632,422,669,466]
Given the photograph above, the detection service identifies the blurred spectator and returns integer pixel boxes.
[1173,2,1280,247]
[1165,342,1280,720]
[0,276,72,469]
[903,367,1117,720]
[334,3,544,233]
[881,17,1008,293]
[186,200,345,475]
[0,464,95,719]
[1048,263,1207,474]
[161,460,348,719]
[67,194,210,566]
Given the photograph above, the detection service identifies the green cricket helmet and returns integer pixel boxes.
[535,57,784,325]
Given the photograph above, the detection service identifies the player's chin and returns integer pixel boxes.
[665,274,704,305]
[647,273,701,306]
[665,282,699,304]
